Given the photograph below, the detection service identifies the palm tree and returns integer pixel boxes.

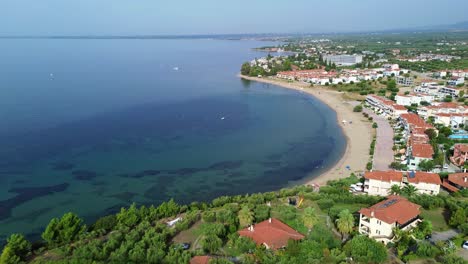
[302,207,319,230]
[401,185,418,197]
[389,184,402,195]
[238,206,254,228]
[335,209,354,240]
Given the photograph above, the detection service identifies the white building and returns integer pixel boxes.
[322,54,363,66]
[407,171,441,195]
[396,76,414,86]
[447,77,465,86]
[364,171,403,196]
[407,143,434,170]
[358,196,421,244]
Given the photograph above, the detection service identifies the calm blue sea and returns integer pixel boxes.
[0,38,346,240]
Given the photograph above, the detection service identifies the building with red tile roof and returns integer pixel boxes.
[364,171,403,196]
[410,143,434,158]
[405,172,441,195]
[190,256,211,264]
[447,173,468,190]
[238,218,304,250]
[358,196,421,244]
[450,144,468,167]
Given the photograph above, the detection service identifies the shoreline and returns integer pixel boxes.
[239,74,373,185]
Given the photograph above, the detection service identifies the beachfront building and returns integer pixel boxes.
[407,143,434,170]
[405,171,441,195]
[450,144,468,167]
[364,171,403,196]
[358,196,421,244]
[365,95,408,119]
[322,54,363,66]
[238,218,304,250]
[364,171,441,196]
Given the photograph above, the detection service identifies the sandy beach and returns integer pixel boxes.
[240,75,374,185]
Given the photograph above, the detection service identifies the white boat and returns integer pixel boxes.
[173,67,179,71]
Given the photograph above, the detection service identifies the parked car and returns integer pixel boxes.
[463,240,468,250]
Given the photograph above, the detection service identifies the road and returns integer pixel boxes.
[429,229,459,243]
[364,109,394,171]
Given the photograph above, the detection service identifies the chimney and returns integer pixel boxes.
[464,177,467,183]
[269,218,272,223]
[371,210,375,217]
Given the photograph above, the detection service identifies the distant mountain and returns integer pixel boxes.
[423,21,468,32]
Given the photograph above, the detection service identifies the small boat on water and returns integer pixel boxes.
[173,67,179,71]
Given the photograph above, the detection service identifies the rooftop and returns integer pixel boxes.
[448,173,468,188]
[408,172,441,185]
[238,218,304,250]
[364,171,403,182]
[411,143,434,159]
[454,144,468,153]
[359,196,420,225]
[190,256,211,264]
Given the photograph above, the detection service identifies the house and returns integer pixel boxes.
[396,76,414,86]
[394,94,434,106]
[447,173,468,190]
[364,171,403,196]
[358,196,421,244]
[433,113,466,129]
[450,144,468,167]
[447,76,465,86]
[363,171,441,196]
[406,171,441,195]
[407,143,434,170]
[438,86,461,97]
[365,95,407,118]
[190,256,211,264]
[238,218,304,250]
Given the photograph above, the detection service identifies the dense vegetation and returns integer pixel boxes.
[1,174,466,264]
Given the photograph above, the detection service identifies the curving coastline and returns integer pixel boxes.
[239,74,374,185]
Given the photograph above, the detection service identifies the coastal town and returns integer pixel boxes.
[2,33,468,264]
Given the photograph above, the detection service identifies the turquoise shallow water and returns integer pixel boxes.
[0,39,346,240]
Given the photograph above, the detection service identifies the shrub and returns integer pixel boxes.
[353,105,363,112]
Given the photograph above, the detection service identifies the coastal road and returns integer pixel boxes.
[364,109,394,171]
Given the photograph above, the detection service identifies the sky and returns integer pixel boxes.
[1,0,467,36]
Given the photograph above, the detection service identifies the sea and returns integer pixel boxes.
[0,38,346,241]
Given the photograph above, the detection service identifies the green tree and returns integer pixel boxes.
[241,62,251,76]
[116,203,141,228]
[238,206,254,228]
[401,184,418,197]
[1,234,31,262]
[353,105,363,112]
[335,210,354,239]
[449,207,466,227]
[42,212,86,246]
[418,160,435,171]
[0,246,21,264]
[201,234,223,254]
[344,235,388,263]
[302,207,319,230]
[389,184,401,195]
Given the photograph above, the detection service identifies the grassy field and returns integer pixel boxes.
[420,208,450,232]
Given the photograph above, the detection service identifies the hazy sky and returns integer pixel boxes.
[1,0,467,35]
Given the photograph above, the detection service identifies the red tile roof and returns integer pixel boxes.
[442,179,460,192]
[364,171,403,182]
[454,144,468,153]
[238,218,304,250]
[359,195,420,225]
[411,143,434,159]
[448,173,468,188]
[408,172,441,185]
[190,256,211,264]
